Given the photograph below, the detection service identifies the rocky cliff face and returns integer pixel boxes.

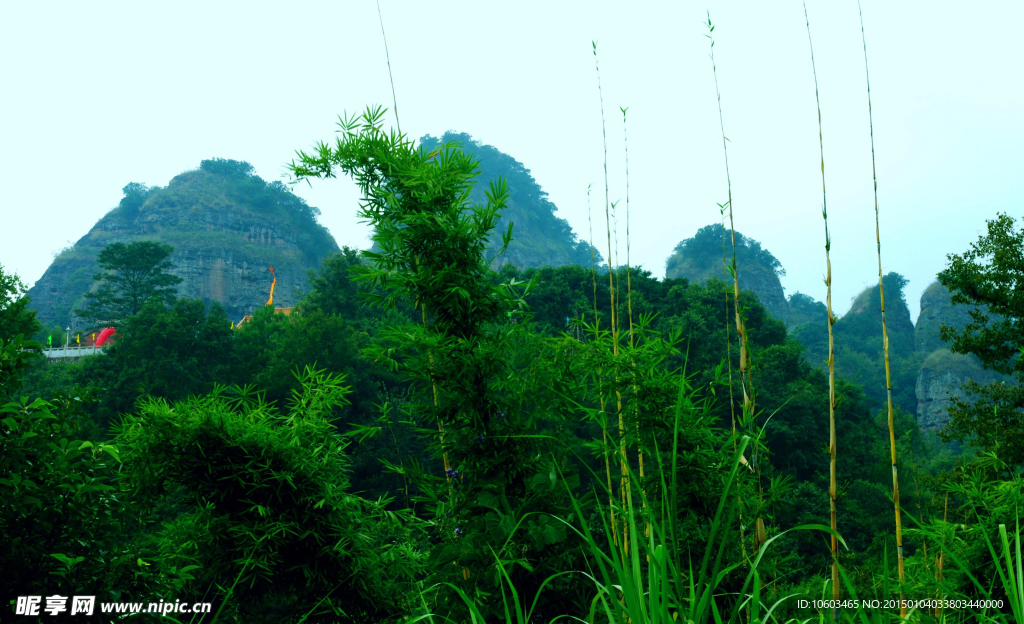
[28,159,339,329]
[665,224,791,325]
[913,280,1005,431]
[839,273,916,356]
[914,281,977,356]
[915,349,1003,431]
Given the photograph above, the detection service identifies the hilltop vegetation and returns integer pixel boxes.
[418,132,601,269]
[665,223,791,324]
[790,272,920,416]
[27,159,339,331]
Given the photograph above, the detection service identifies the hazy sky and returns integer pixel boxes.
[2,1,1020,321]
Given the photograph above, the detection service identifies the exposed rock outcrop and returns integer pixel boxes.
[915,281,977,356]
[913,280,1006,431]
[28,159,339,330]
[665,224,791,325]
[915,349,1002,431]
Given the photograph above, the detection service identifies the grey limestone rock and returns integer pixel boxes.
[28,161,339,330]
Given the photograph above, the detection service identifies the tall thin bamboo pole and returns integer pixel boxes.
[720,213,739,451]
[706,15,753,437]
[803,3,839,615]
[593,40,630,555]
[707,16,757,565]
[413,257,450,477]
[622,107,648,541]
[376,0,401,135]
[720,210,748,564]
[588,184,618,548]
[857,2,906,615]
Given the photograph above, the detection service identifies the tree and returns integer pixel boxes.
[117,182,153,214]
[289,107,592,618]
[0,263,40,344]
[301,247,364,319]
[937,213,1024,463]
[79,241,183,324]
[78,297,234,429]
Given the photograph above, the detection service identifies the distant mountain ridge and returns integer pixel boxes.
[789,272,919,415]
[664,223,1009,430]
[28,149,1003,436]
[28,159,339,330]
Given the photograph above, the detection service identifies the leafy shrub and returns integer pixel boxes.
[1,337,190,609]
[113,368,426,622]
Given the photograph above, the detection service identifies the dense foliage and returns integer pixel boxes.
[3,125,1019,623]
[113,371,423,622]
[792,272,922,416]
[938,212,1024,464]
[0,264,39,345]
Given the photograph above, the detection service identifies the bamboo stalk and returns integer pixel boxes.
[719,210,738,450]
[707,15,758,564]
[412,256,450,478]
[376,0,401,135]
[706,15,753,442]
[610,200,629,552]
[857,2,906,615]
[589,184,619,548]
[593,40,630,556]
[375,0,413,508]
[621,106,649,542]
[720,209,748,564]
[803,3,839,614]
[621,109,634,351]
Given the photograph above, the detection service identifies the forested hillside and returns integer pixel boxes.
[665,223,791,324]
[418,132,601,269]
[790,272,919,415]
[3,118,1021,623]
[27,159,339,331]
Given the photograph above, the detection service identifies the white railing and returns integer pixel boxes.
[42,345,104,359]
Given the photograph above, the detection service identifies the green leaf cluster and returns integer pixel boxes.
[112,369,425,622]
